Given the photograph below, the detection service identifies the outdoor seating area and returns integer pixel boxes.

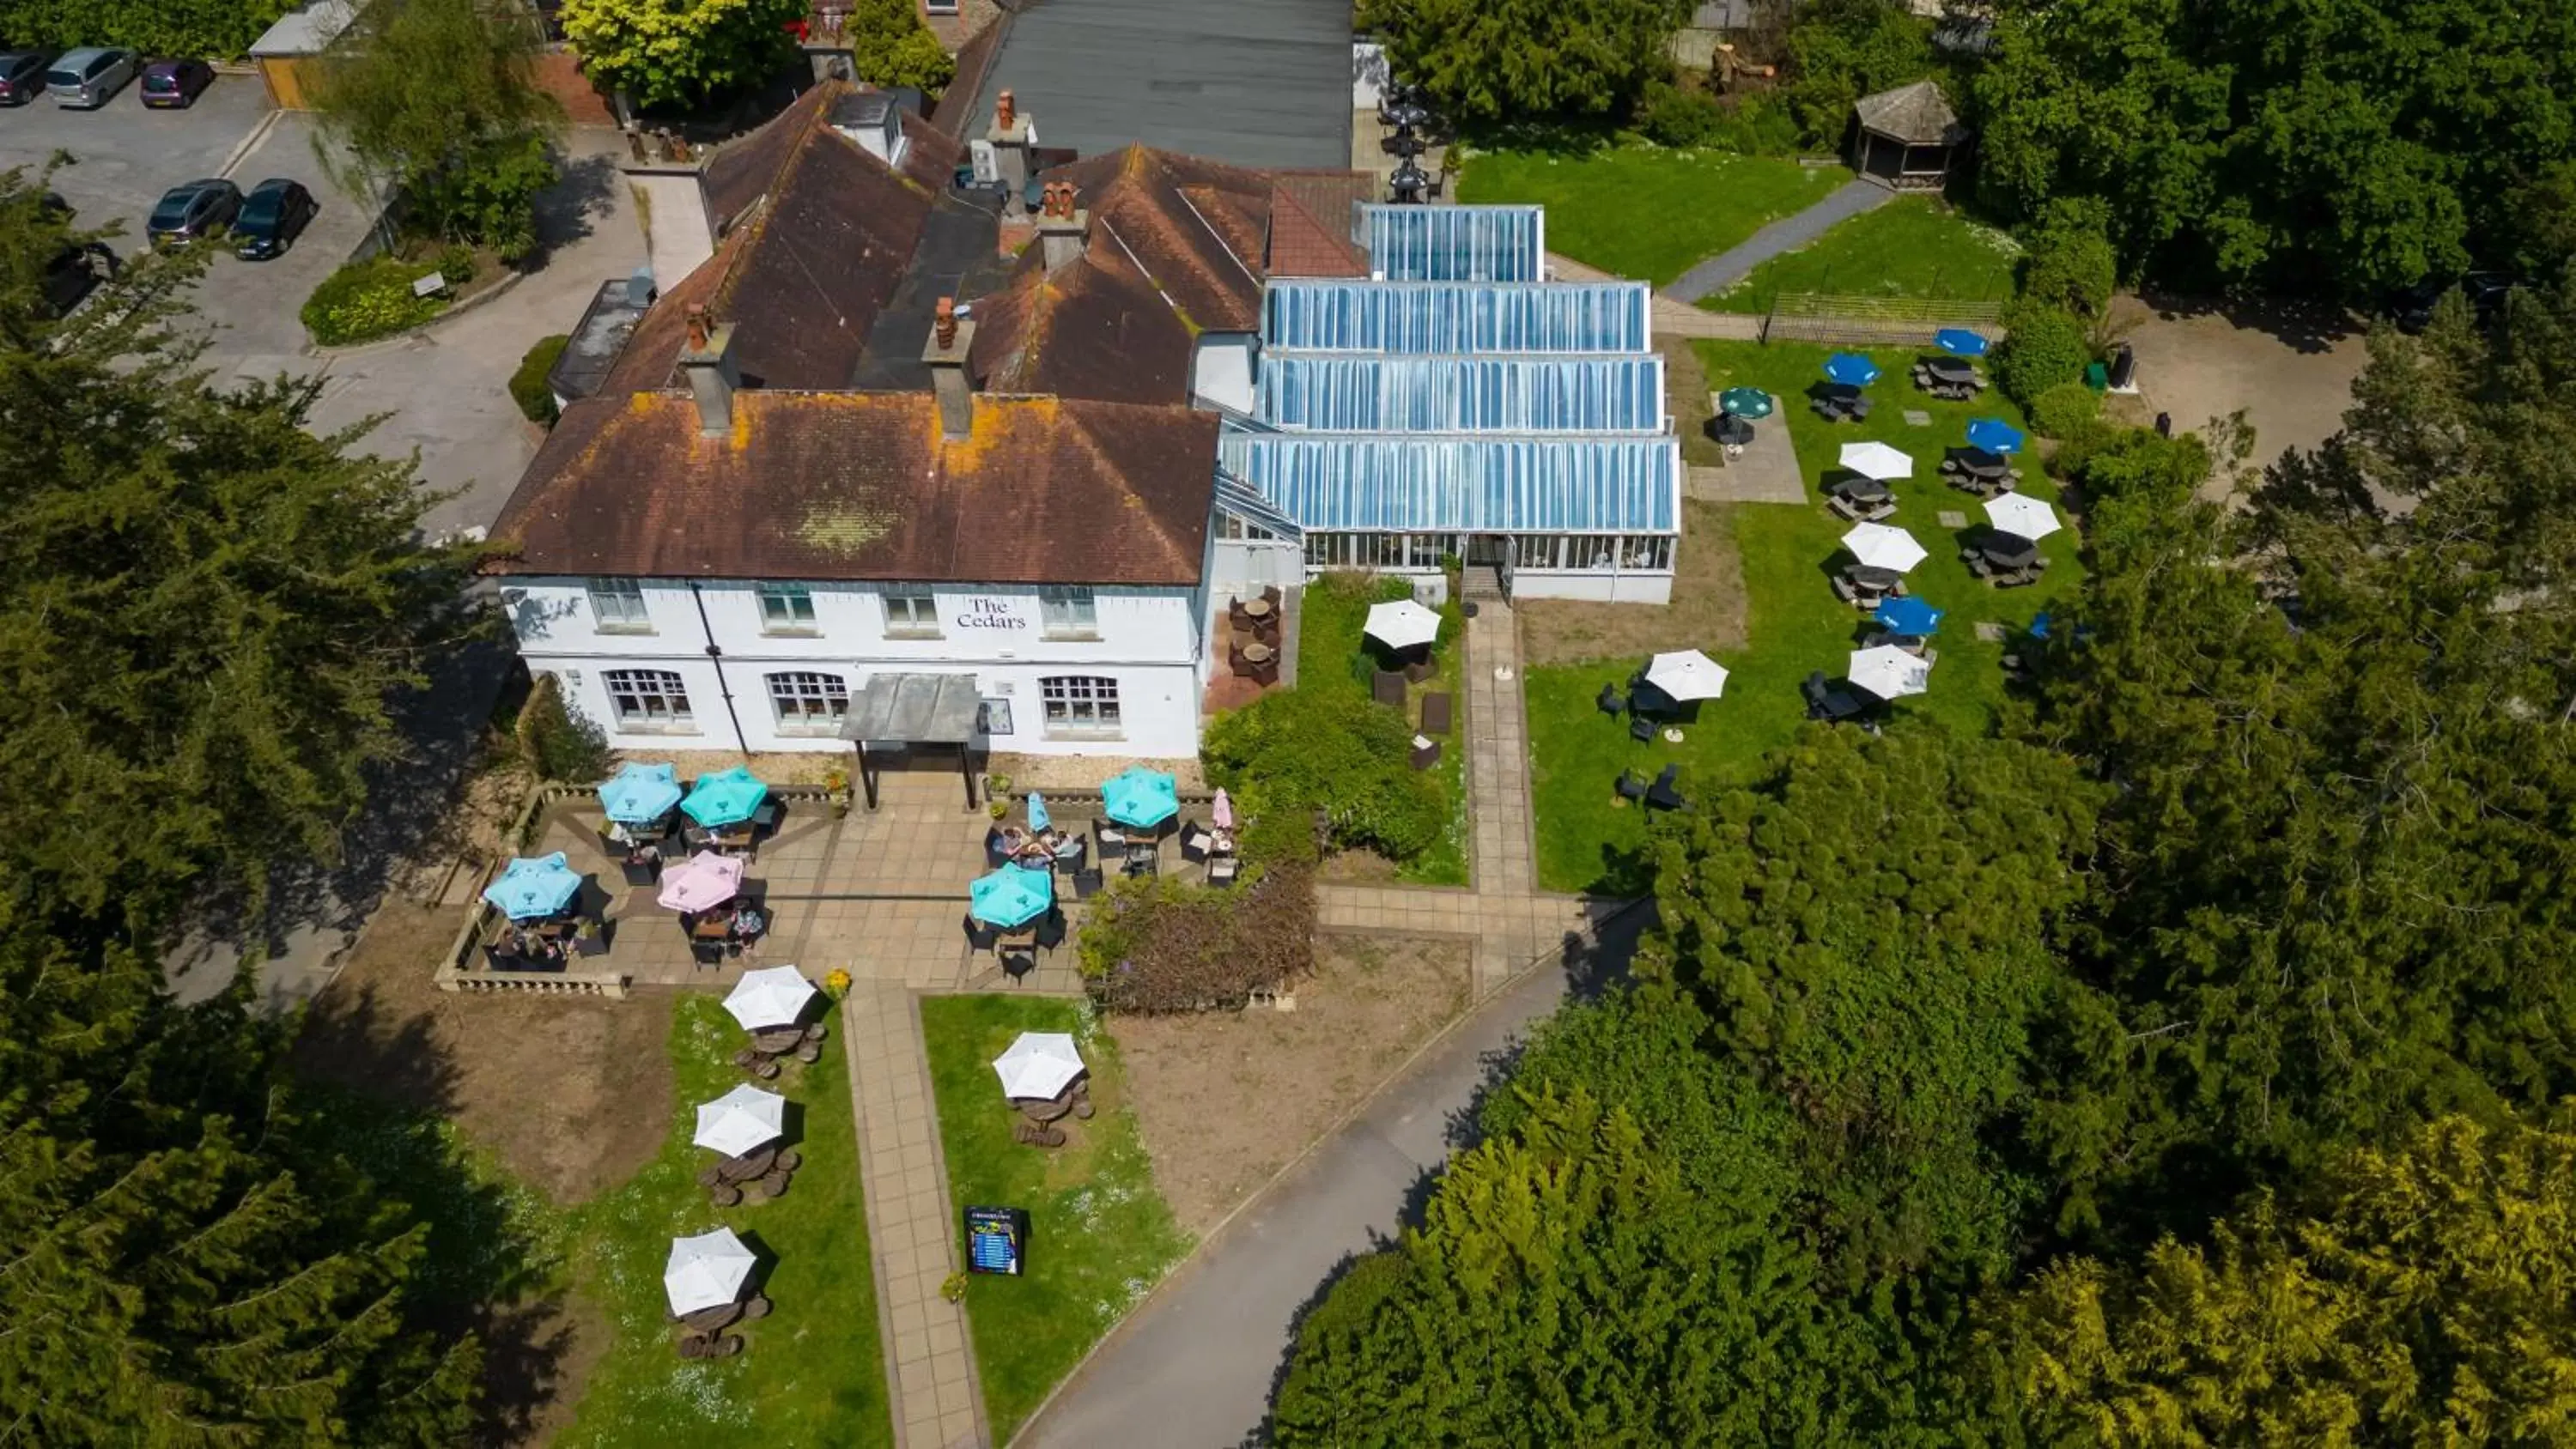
[1711,386,1777,458]
[665,1226,772,1360]
[1226,587,1285,685]
[1914,331,1994,399]
[1595,649,1725,806]
[1373,81,1451,204]
[993,1030,1094,1151]
[1810,354,1881,423]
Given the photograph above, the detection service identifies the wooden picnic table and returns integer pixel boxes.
[1831,476,1893,503]
[1012,1081,1090,1125]
[680,1301,743,1335]
[1981,532,2041,569]
[715,1144,778,1184]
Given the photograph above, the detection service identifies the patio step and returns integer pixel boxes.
[1461,564,1509,601]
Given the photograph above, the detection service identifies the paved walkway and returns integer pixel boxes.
[1662,178,1894,305]
[1548,252,1763,342]
[1686,391,1807,505]
[1466,601,1536,900]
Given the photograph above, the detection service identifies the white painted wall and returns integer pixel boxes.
[1210,537,1303,598]
[1192,334,1256,415]
[501,577,1206,756]
[1352,42,1389,109]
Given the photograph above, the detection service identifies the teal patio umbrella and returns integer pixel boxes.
[969,864,1054,930]
[1101,767,1180,830]
[1717,386,1773,419]
[682,766,769,828]
[1027,792,1052,833]
[482,852,585,920]
[598,762,683,825]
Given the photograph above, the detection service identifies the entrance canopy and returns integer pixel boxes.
[839,673,987,810]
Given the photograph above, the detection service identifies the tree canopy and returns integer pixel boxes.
[1358,0,1691,123]
[561,0,808,112]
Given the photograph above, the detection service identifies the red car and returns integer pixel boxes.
[139,59,213,109]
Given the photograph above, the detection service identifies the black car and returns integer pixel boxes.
[40,241,116,318]
[2390,272,2524,334]
[138,58,213,109]
[0,50,52,106]
[234,179,318,260]
[146,179,241,248]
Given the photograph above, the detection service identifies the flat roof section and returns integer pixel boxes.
[969,0,1353,170]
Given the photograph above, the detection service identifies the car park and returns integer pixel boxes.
[233,178,318,260]
[0,50,52,106]
[146,179,241,247]
[139,59,214,110]
[46,47,137,109]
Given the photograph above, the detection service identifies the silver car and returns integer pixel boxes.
[46,48,137,109]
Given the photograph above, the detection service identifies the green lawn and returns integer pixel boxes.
[1295,573,1468,884]
[1455,144,1847,286]
[918,996,1189,1442]
[555,997,893,1449]
[1702,197,2023,313]
[1526,340,2087,894]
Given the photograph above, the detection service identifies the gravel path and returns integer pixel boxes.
[1663,178,1894,304]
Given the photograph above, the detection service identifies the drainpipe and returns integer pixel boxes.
[688,581,751,756]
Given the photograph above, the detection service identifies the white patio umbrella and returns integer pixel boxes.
[664,1227,756,1316]
[693,1085,787,1157]
[991,1031,1087,1100]
[1641,650,1728,702]
[1838,440,1915,481]
[1363,599,1443,652]
[1848,645,1932,700]
[1984,491,2063,541]
[1841,521,1928,573]
[722,966,818,1032]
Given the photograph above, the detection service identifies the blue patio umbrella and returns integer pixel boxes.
[482,852,585,920]
[969,863,1054,930]
[1101,766,1180,830]
[1823,352,1881,386]
[598,762,683,825]
[1874,596,1945,637]
[1026,792,1052,834]
[1934,328,1990,357]
[2028,610,2052,640]
[682,766,769,829]
[1965,417,2026,455]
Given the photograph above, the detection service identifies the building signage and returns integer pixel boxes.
[964,1205,1027,1275]
[953,595,1036,633]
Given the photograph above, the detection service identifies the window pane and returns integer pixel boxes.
[588,578,648,629]
[603,669,690,726]
[886,592,938,634]
[758,585,814,627]
[1040,588,1097,635]
[1038,675,1121,735]
[765,671,848,731]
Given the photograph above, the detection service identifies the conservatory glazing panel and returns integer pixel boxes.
[1256,355,1665,433]
[1361,204,1544,282]
[1261,281,1653,355]
[1231,434,1680,534]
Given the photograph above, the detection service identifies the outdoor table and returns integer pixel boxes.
[1710,414,1754,446]
[1847,565,1904,592]
[1388,169,1428,203]
[750,1026,805,1055]
[715,1144,778,1184]
[1831,477,1892,504]
[1382,133,1426,158]
[690,914,732,942]
[1982,532,2040,568]
[1013,1081,1088,1125]
[679,1302,743,1335]
[1240,596,1274,622]
[1921,357,1975,382]
[1241,641,1275,667]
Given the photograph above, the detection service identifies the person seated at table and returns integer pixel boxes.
[728,900,768,942]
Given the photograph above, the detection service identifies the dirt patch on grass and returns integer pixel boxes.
[1516,498,1748,667]
[1111,936,1473,1235]
[1665,337,1726,468]
[1315,848,1404,883]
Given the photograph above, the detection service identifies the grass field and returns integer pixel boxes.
[1525,340,2087,894]
[553,996,891,1449]
[1704,197,2022,313]
[918,996,1188,1442]
[1456,143,1846,286]
[1295,573,1468,884]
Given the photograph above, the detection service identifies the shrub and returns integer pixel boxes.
[511,334,569,425]
[2028,382,2100,440]
[1078,864,1316,1013]
[301,252,471,346]
[1203,685,1445,863]
[2019,197,2118,318]
[1995,303,2092,409]
[845,0,956,94]
[516,673,611,781]
[1635,82,1799,155]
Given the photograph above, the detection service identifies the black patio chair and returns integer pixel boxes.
[984,828,1012,870]
[1630,715,1656,743]
[1036,907,1068,952]
[1615,769,1648,803]
[999,948,1037,985]
[1124,843,1158,877]
[962,914,999,954]
[1071,867,1105,900]
[1207,856,1242,888]
[1179,821,1213,864]
[1094,818,1127,853]
[1597,683,1627,718]
[1646,765,1686,811]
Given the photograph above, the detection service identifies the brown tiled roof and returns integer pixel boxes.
[931,15,1010,140]
[486,391,1217,586]
[1267,171,1372,276]
[702,84,832,235]
[1041,146,1270,332]
[968,241,1196,406]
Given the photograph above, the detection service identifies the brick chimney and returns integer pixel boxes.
[1036,182,1090,275]
[921,296,977,440]
[678,305,741,438]
[987,88,1032,217]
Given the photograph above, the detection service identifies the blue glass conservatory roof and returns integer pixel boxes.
[1360,204,1544,282]
[1256,355,1666,433]
[1220,433,1680,534]
[1261,280,1652,355]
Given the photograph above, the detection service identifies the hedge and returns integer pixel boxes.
[0,0,291,61]
[301,247,477,348]
[511,334,569,425]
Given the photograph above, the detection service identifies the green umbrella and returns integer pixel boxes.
[1718,387,1774,419]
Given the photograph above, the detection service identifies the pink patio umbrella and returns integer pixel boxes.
[1212,788,1234,832]
[657,851,745,913]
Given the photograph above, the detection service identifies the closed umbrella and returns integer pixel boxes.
[1823,352,1880,386]
[723,966,817,1032]
[1102,766,1180,830]
[682,766,769,829]
[991,1032,1086,1100]
[1848,645,1932,700]
[1641,650,1728,702]
[1965,418,2026,455]
[599,762,683,825]
[656,851,744,912]
[1838,440,1914,481]
[693,1085,786,1157]
[1874,597,1944,636]
[1984,492,2062,541]
[969,864,1054,930]
[1717,386,1774,418]
[482,853,584,920]
[664,1228,756,1316]
[1212,788,1234,831]
[1026,792,1051,834]
[1841,521,1928,573]
[1934,328,1990,357]
[1363,599,1442,652]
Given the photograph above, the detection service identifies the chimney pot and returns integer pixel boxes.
[685,304,710,352]
[922,300,977,440]
[997,90,1016,129]
[934,295,957,349]
[678,317,739,439]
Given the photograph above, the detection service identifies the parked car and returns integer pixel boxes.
[2390,272,2524,334]
[0,50,54,106]
[41,241,116,318]
[45,47,137,108]
[146,179,241,248]
[233,179,318,260]
[138,58,213,109]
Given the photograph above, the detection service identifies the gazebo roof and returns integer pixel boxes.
[1853,80,1968,147]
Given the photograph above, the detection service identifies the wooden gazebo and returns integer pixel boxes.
[1850,80,1969,191]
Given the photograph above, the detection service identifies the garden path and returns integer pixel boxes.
[1662,177,1893,304]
